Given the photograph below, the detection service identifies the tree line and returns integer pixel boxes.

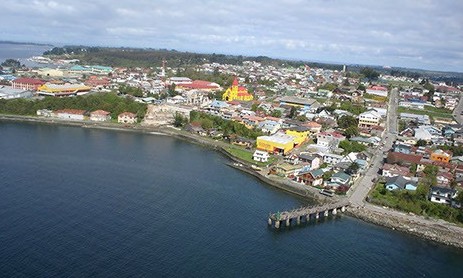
[0,93,147,120]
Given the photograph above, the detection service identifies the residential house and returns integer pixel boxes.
[387,152,423,167]
[429,186,457,205]
[317,131,345,149]
[253,150,270,162]
[258,120,281,135]
[382,163,411,177]
[298,153,321,170]
[330,172,352,187]
[393,143,412,154]
[323,153,344,165]
[430,149,452,163]
[358,110,381,128]
[296,168,324,187]
[385,176,417,191]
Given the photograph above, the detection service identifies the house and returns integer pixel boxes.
[54,109,86,120]
[386,152,422,167]
[230,136,254,148]
[382,163,411,177]
[271,163,301,177]
[366,85,388,97]
[185,123,206,136]
[414,125,441,141]
[302,121,322,135]
[393,142,413,154]
[330,172,352,186]
[258,120,281,135]
[323,153,344,165]
[298,153,321,170]
[429,186,456,205]
[317,131,345,149]
[90,110,111,122]
[118,112,137,124]
[284,154,299,165]
[430,149,452,163]
[296,168,324,187]
[253,150,270,163]
[385,176,417,191]
[358,110,381,128]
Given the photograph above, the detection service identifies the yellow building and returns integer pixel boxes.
[222,77,253,101]
[37,83,92,96]
[257,134,295,155]
[430,149,452,163]
[285,126,310,146]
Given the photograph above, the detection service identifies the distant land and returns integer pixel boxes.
[0,41,53,47]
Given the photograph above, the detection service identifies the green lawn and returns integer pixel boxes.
[398,107,454,119]
[224,147,276,167]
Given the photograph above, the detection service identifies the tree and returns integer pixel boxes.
[270,110,282,118]
[344,126,359,138]
[415,139,427,147]
[360,67,380,80]
[346,162,360,175]
[357,84,366,92]
[289,106,298,118]
[337,115,358,129]
[168,83,177,97]
[1,59,22,68]
[339,140,367,154]
[173,112,187,127]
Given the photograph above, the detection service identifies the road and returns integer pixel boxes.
[452,93,463,124]
[348,88,398,206]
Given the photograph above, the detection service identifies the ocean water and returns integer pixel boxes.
[1,121,463,277]
[0,42,52,67]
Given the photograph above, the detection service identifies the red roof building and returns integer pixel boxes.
[12,78,45,90]
[177,80,220,91]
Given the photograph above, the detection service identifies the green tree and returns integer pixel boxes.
[344,126,359,138]
[360,67,380,80]
[415,139,427,147]
[173,112,187,127]
[337,115,358,129]
[289,106,298,118]
[270,110,282,118]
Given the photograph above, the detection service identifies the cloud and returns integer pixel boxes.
[0,0,462,72]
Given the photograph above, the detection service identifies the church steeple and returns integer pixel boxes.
[232,77,239,87]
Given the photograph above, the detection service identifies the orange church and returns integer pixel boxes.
[222,77,253,101]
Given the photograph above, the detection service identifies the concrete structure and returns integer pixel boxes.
[256,134,295,155]
[118,112,137,124]
[268,200,349,228]
[222,77,253,101]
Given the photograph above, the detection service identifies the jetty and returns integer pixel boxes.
[268,200,350,228]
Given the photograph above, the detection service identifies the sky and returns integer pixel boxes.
[1,0,462,72]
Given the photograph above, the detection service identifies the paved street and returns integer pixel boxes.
[348,88,398,206]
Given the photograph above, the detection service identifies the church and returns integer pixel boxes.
[222,77,253,102]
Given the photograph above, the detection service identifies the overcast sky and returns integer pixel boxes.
[1,0,462,72]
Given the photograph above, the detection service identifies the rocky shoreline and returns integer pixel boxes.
[348,207,463,249]
[2,114,463,249]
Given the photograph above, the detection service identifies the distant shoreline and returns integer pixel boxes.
[0,41,53,47]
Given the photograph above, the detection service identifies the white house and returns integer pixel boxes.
[429,186,456,205]
[317,131,345,149]
[358,110,381,128]
[253,150,270,162]
[54,109,86,120]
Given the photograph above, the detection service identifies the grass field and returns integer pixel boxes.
[224,147,276,167]
[398,107,454,119]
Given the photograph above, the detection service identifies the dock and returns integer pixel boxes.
[268,200,350,228]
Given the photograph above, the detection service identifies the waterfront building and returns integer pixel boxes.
[385,176,417,191]
[285,126,310,146]
[222,77,253,101]
[118,112,137,124]
[252,150,270,162]
[90,110,111,122]
[429,186,456,205]
[256,133,295,155]
[54,109,86,121]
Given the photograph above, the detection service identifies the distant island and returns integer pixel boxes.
[0,40,53,47]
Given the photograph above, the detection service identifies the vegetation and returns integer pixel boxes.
[0,93,147,120]
[397,107,453,119]
[119,84,144,97]
[339,140,367,154]
[224,147,275,167]
[360,67,380,80]
[1,58,22,69]
[189,111,264,139]
[370,182,463,224]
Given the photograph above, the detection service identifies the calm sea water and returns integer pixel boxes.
[0,42,52,67]
[1,121,463,277]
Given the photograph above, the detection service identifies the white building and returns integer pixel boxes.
[118,112,137,124]
[253,150,270,162]
[358,110,381,128]
[90,110,111,122]
[54,109,86,120]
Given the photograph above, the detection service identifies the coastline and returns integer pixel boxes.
[2,114,463,250]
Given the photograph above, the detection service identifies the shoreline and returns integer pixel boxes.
[2,114,463,250]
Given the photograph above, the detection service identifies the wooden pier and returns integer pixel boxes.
[268,200,350,228]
